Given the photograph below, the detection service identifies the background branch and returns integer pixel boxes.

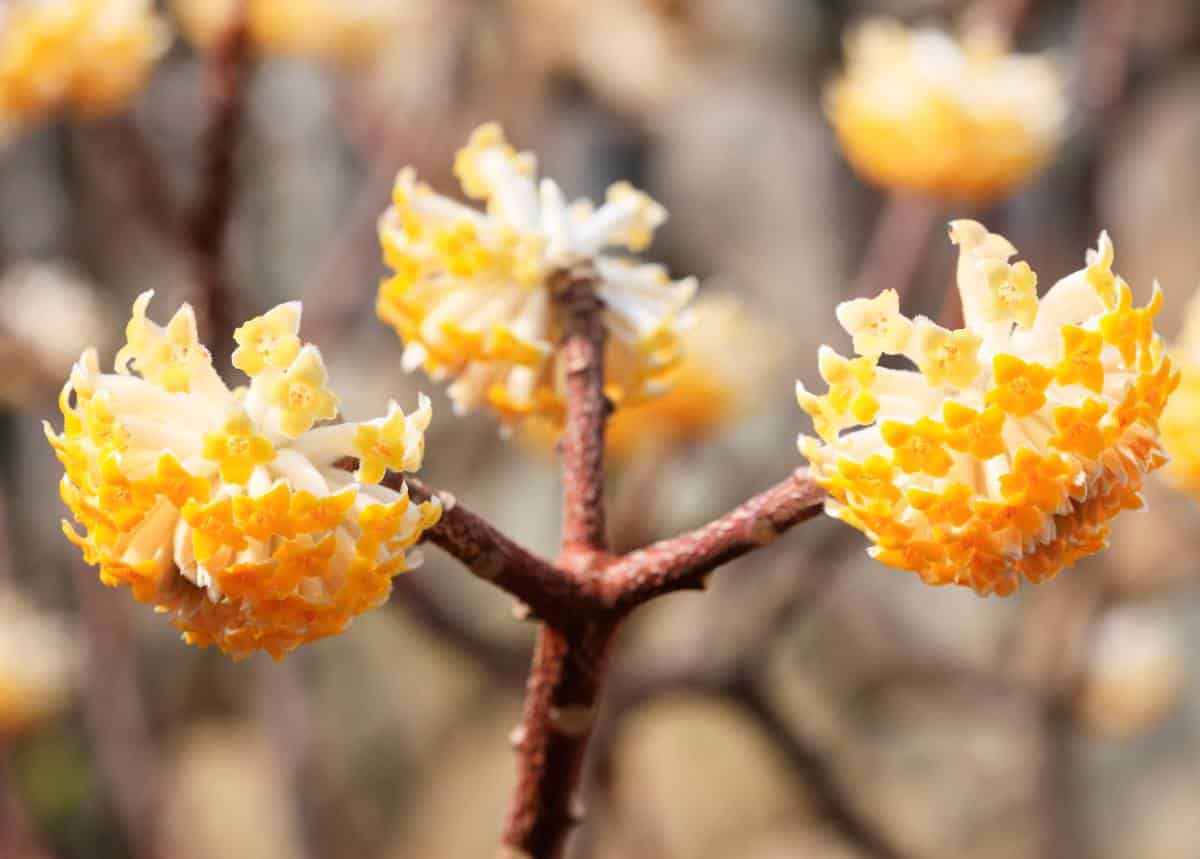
[584,543,908,859]
[186,4,251,354]
[848,193,941,301]
[389,574,530,685]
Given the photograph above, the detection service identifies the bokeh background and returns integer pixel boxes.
[2,0,1200,857]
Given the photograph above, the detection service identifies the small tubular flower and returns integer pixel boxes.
[0,589,79,736]
[0,0,168,129]
[376,122,697,430]
[825,18,1066,205]
[45,292,440,660]
[798,220,1178,596]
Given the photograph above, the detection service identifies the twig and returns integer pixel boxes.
[848,193,941,301]
[553,264,611,564]
[379,471,580,627]
[342,278,824,857]
[503,618,616,858]
[1081,0,1139,114]
[734,681,907,859]
[100,117,184,246]
[187,3,251,354]
[600,468,825,610]
[502,265,615,858]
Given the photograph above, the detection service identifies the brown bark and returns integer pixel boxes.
[355,267,826,857]
[187,4,251,354]
[501,266,614,857]
[599,468,825,610]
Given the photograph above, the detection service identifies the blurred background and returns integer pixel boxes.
[2,0,1200,857]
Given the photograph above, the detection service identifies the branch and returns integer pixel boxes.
[502,620,616,858]
[600,468,825,610]
[585,545,907,859]
[379,472,577,627]
[848,193,940,301]
[553,265,610,562]
[101,117,184,245]
[187,4,251,353]
[734,681,908,859]
[500,266,615,859]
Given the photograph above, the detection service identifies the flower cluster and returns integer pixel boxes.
[0,589,78,736]
[377,122,696,430]
[1159,292,1200,495]
[798,221,1177,595]
[171,0,413,67]
[45,293,441,659]
[0,0,168,129]
[825,18,1066,205]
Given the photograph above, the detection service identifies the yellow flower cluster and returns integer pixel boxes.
[0,589,78,736]
[45,293,441,659]
[171,0,410,67]
[0,0,168,128]
[826,18,1066,205]
[1160,292,1200,495]
[798,221,1177,596]
[377,122,696,430]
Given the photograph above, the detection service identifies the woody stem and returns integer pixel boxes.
[501,265,615,858]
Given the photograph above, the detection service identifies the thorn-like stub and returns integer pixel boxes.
[511,601,533,621]
[437,490,458,512]
[508,725,527,749]
[568,794,587,824]
[747,516,779,547]
[549,704,595,737]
